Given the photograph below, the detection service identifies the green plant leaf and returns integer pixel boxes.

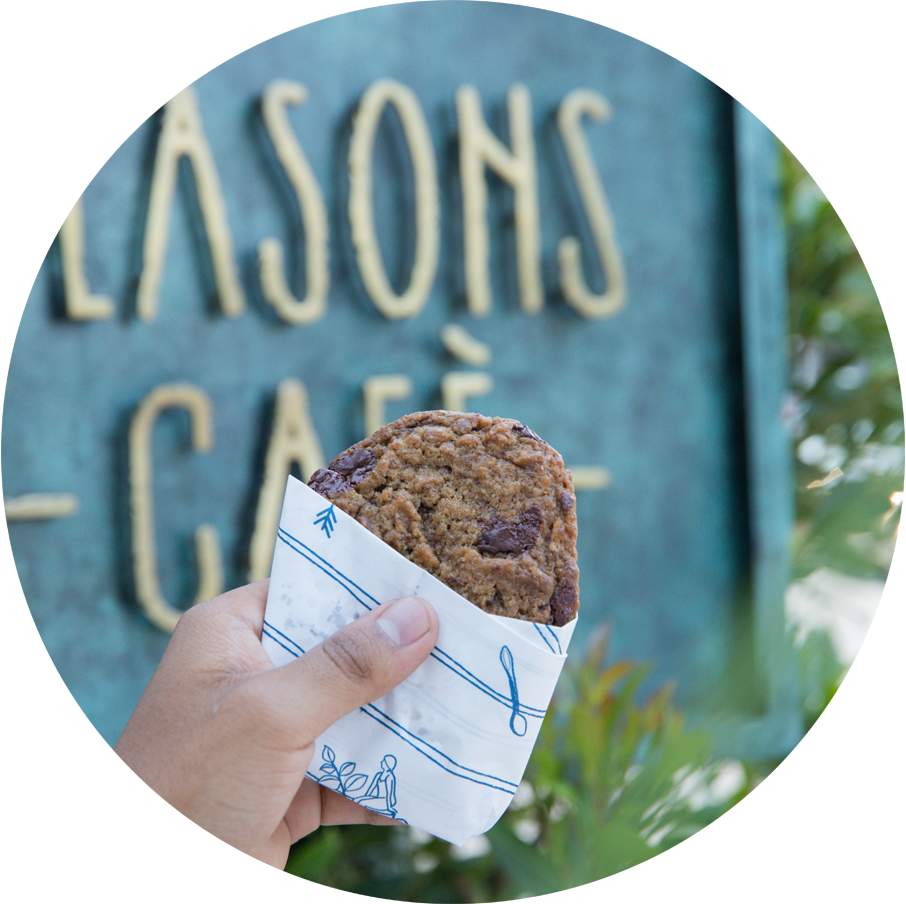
[588,821,659,878]
[285,827,343,882]
[486,824,563,897]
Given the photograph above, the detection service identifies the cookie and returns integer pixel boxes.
[308,410,579,625]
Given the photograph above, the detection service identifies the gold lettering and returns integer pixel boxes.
[137,87,245,321]
[59,198,114,320]
[258,80,329,324]
[363,374,414,436]
[567,466,611,491]
[5,493,79,520]
[441,372,494,413]
[557,90,626,318]
[129,384,223,633]
[456,84,542,317]
[349,79,439,319]
[440,323,492,367]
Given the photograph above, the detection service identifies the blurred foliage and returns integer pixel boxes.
[285,628,839,900]
[283,144,902,898]
[286,632,752,900]
[782,147,903,579]
[481,632,727,894]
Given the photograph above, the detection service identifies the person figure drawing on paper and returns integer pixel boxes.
[356,754,399,818]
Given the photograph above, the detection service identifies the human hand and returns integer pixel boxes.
[114,580,438,868]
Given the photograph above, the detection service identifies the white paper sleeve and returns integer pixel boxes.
[262,476,577,845]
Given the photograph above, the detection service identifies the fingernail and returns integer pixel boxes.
[375,596,432,647]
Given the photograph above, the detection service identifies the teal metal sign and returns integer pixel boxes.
[2,2,799,753]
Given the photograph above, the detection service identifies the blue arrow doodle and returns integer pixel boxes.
[314,505,338,538]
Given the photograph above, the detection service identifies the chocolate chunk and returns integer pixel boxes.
[477,505,542,555]
[477,519,522,555]
[330,447,376,485]
[518,506,543,547]
[512,423,547,444]
[308,468,350,497]
[306,410,579,624]
[549,581,578,626]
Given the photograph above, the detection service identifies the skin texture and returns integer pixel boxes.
[114,580,438,869]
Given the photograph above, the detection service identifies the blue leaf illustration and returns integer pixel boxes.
[322,745,336,764]
[345,774,368,794]
[339,762,355,776]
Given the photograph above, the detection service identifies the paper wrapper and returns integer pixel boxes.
[262,476,577,845]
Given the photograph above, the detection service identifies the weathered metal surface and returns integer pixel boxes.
[2,2,793,748]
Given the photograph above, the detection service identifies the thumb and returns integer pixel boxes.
[254,596,438,745]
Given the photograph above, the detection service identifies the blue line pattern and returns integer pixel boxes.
[262,617,517,794]
[278,527,376,610]
[275,527,546,721]
[431,647,546,717]
[358,705,516,793]
[263,620,306,655]
[262,623,301,658]
[532,624,563,655]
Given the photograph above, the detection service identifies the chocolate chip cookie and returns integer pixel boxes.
[308,410,579,625]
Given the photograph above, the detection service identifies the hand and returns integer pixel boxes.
[114,580,438,868]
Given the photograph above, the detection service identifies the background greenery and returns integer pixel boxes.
[283,143,903,900]
[782,151,903,581]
